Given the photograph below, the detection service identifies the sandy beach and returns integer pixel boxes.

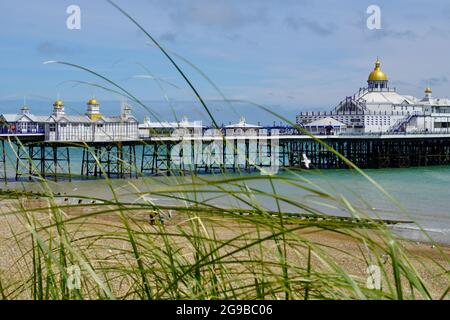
[0,196,449,299]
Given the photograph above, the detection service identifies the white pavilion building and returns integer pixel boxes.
[224,116,262,136]
[0,98,139,142]
[302,117,346,135]
[296,59,450,134]
[0,105,48,134]
[138,116,205,137]
[45,98,139,142]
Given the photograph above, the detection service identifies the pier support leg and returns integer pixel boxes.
[0,140,6,182]
[141,143,155,175]
[81,146,98,178]
[15,143,33,181]
[81,144,138,179]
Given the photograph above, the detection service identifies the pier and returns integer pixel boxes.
[2,95,450,181]
[2,131,450,181]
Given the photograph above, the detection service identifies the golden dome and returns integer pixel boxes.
[368,59,388,81]
[425,87,433,94]
[87,98,99,106]
[53,99,64,108]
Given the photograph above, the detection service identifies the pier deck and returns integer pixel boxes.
[1,132,450,181]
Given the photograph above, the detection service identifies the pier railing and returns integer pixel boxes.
[4,125,450,140]
[334,130,450,137]
[0,127,45,135]
[297,110,416,117]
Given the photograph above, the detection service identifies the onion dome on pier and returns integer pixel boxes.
[368,58,389,90]
[422,86,433,102]
[86,97,102,121]
[52,99,65,116]
[87,98,99,106]
[53,99,64,109]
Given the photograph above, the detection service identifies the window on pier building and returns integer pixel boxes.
[435,122,450,128]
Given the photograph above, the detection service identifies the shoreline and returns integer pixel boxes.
[2,185,450,246]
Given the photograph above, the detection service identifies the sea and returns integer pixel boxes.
[2,146,450,245]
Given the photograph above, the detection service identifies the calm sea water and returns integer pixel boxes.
[2,146,450,244]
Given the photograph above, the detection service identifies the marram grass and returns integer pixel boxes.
[0,0,449,300]
[0,168,449,300]
[0,174,448,299]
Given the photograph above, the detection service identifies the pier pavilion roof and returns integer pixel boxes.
[1,113,49,123]
[354,89,450,107]
[104,115,139,122]
[357,90,415,105]
[139,116,205,129]
[47,115,92,123]
[46,114,138,124]
[225,117,262,129]
[304,117,346,128]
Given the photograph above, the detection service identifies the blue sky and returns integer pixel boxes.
[1,0,450,123]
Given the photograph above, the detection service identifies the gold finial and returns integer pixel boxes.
[425,87,432,94]
[375,57,381,69]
